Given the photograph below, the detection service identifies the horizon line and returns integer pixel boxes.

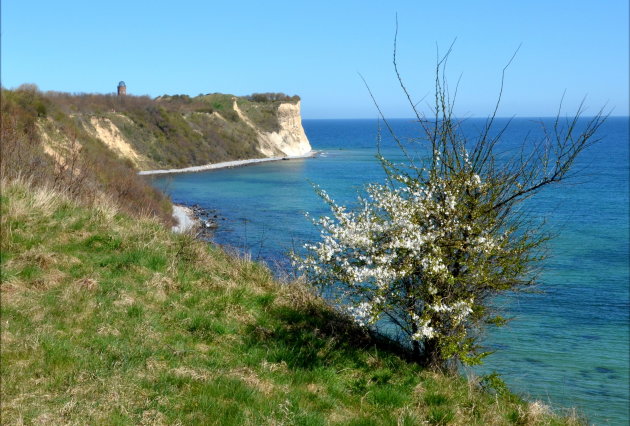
[302,115,629,120]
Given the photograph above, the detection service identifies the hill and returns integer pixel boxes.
[37,90,311,171]
[0,178,581,424]
[1,86,311,224]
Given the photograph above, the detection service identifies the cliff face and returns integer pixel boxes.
[65,93,312,171]
[86,116,148,168]
[29,92,311,173]
[232,100,311,158]
[262,102,312,157]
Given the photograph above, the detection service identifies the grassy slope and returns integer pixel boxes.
[0,88,173,225]
[0,179,580,425]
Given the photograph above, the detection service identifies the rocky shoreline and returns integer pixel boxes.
[172,203,227,238]
[190,204,227,238]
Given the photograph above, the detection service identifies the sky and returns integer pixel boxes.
[2,1,628,119]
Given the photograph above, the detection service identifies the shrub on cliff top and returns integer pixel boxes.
[248,92,301,103]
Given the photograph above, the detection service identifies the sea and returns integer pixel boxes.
[151,117,629,424]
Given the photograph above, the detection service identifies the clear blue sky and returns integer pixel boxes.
[2,1,628,118]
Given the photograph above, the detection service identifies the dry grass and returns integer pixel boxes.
[1,87,174,225]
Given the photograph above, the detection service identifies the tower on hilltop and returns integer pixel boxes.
[117,81,126,96]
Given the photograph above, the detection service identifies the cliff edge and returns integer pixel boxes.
[31,91,311,173]
[233,99,311,158]
[76,93,312,171]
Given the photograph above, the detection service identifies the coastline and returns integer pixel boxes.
[159,152,318,234]
[172,203,223,237]
[139,151,317,176]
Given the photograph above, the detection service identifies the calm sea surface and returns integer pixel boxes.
[152,117,629,424]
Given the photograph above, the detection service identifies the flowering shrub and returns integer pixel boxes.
[299,155,535,369]
[296,49,605,371]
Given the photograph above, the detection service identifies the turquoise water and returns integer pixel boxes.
[151,117,629,424]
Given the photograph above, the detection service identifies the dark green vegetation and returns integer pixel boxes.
[0,178,583,424]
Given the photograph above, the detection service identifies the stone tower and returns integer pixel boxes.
[117,81,126,96]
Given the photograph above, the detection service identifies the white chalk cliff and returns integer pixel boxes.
[233,100,312,157]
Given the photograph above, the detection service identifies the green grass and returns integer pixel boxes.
[0,178,584,425]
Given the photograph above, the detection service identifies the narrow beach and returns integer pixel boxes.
[139,151,317,176]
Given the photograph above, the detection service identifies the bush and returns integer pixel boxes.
[296,46,605,371]
[247,92,300,103]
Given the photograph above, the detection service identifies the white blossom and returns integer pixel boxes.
[294,147,516,366]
